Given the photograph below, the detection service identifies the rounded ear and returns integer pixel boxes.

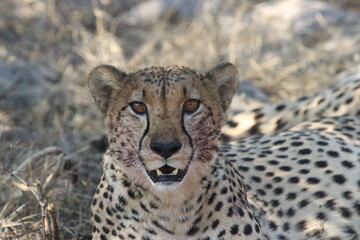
[88,65,127,114]
[206,62,239,112]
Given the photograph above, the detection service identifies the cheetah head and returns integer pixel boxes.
[89,63,238,193]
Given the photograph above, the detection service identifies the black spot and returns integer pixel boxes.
[100,234,107,240]
[217,230,226,237]
[325,199,336,210]
[316,141,328,146]
[251,176,262,183]
[286,192,297,200]
[341,160,354,169]
[226,120,238,128]
[269,160,279,165]
[106,218,114,226]
[103,192,108,198]
[128,233,136,239]
[248,124,260,135]
[298,199,310,208]
[274,187,284,195]
[243,224,253,235]
[327,150,339,158]
[279,166,292,171]
[257,189,266,196]
[102,226,110,234]
[299,169,310,174]
[255,224,260,233]
[291,141,303,146]
[230,224,239,234]
[238,166,249,172]
[317,98,325,105]
[339,207,352,219]
[221,134,231,142]
[268,221,277,231]
[220,187,228,194]
[215,201,223,211]
[306,177,321,184]
[313,191,327,199]
[342,191,352,200]
[298,159,310,165]
[241,157,255,162]
[187,226,199,236]
[278,147,288,151]
[288,176,299,184]
[212,219,220,229]
[276,104,286,111]
[333,174,346,184]
[255,112,264,120]
[316,212,327,220]
[255,165,266,171]
[341,146,353,153]
[298,96,308,101]
[286,207,296,217]
[94,214,101,223]
[282,222,290,231]
[208,192,217,205]
[353,201,360,215]
[314,161,328,168]
[237,207,245,217]
[273,140,286,145]
[296,220,307,231]
[106,207,113,216]
[298,149,311,155]
[271,199,280,207]
[227,207,234,217]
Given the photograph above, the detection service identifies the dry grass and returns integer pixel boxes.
[0,0,359,239]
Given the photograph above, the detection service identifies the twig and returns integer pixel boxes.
[0,152,62,240]
[47,203,59,240]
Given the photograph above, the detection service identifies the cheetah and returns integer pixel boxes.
[221,77,360,141]
[88,63,360,240]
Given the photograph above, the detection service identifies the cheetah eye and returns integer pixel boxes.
[130,102,147,114]
[183,99,200,114]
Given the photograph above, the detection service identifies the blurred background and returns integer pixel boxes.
[0,0,360,239]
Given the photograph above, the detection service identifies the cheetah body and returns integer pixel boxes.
[88,63,360,240]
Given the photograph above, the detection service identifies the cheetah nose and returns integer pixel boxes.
[150,141,182,159]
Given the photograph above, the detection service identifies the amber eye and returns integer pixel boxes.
[183,99,200,114]
[130,102,147,114]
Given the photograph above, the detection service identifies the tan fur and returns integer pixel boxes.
[89,63,267,239]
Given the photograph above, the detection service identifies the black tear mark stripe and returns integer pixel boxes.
[139,111,150,154]
[182,111,194,162]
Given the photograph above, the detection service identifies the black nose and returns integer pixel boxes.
[150,141,182,159]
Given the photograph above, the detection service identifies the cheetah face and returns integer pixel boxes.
[88,63,238,190]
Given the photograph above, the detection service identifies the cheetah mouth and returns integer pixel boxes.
[147,165,188,183]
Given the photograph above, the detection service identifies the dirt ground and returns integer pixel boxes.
[0,0,359,239]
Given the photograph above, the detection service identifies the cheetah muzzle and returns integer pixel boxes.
[147,164,188,183]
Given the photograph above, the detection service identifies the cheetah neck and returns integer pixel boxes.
[92,153,265,238]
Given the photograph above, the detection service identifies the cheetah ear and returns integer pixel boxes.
[88,65,127,114]
[206,62,239,112]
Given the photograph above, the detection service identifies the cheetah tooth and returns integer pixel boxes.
[172,168,179,175]
[156,169,162,176]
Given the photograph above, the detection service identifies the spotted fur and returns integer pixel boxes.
[88,63,360,240]
[221,78,360,141]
